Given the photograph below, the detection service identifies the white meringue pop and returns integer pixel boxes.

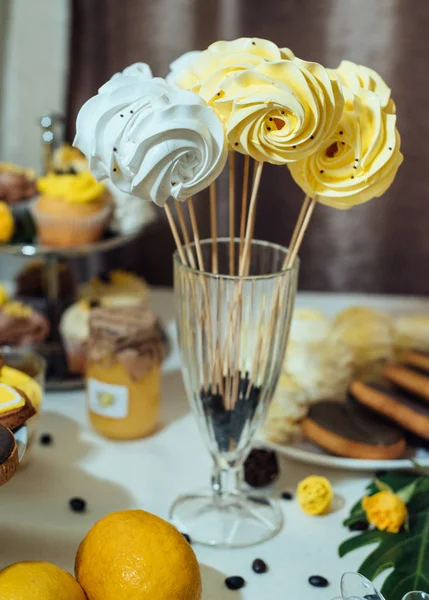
[74,64,227,206]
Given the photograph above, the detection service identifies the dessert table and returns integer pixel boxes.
[1,288,428,600]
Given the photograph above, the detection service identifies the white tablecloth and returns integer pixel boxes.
[2,289,429,599]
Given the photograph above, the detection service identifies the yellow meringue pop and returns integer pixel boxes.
[169,37,294,105]
[288,87,403,208]
[333,60,396,114]
[214,58,344,164]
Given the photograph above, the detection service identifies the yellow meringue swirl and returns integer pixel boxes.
[288,88,403,209]
[333,60,396,114]
[37,171,106,204]
[213,59,344,164]
[170,37,294,105]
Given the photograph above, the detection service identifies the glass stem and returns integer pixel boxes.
[211,462,243,499]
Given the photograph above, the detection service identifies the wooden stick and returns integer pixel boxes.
[239,154,250,263]
[283,196,317,270]
[287,195,310,260]
[164,203,188,266]
[229,150,235,275]
[209,182,218,274]
[187,197,205,271]
[239,161,264,277]
[174,200,196,269]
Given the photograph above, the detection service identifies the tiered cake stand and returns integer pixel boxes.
[0,228,143,390]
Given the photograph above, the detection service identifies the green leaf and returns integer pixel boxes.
[375,478,394,493]
[397,480,420,504]
[339,474,429,600]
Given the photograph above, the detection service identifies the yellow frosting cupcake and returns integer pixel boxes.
[33,171,111,247]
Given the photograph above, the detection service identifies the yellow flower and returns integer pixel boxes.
[297,475,333,515]
[362,490,407,533]
[37,171,105,204]
[0,201,14,243]
[214,59,344,164]
[0,284,9,306]
[288,87,403,208]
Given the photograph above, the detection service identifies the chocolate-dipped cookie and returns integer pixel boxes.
[383,364,429,402]
[0,384,36,430]
[402,351,429,374]
[0,424,18,486]
[349,380,429,440]
[302,400,406,460]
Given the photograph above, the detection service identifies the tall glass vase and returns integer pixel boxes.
[170,238,299,548]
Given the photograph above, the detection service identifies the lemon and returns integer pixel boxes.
[0,561,86,599]
[75,509,202,600]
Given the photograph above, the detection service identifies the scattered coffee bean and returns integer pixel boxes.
[39,433,53,446]
[252,559,268,574]
[281,491,293,501]
[309,575,329,588]
[244,449,279,488]
[181,533,192,544]
[349,520,369,532]
[225,576,246,590]
[69,497,87,513]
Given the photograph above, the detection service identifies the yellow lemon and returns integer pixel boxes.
[75,510,202,600]
[0,561,86,599]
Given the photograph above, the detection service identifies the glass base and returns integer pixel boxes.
[169,490,284,548]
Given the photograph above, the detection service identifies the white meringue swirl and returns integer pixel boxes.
[74,69,227,206]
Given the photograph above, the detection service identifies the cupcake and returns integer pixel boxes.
[79,270,149,304]
[331,307,394,380]
[0,163,37,207]
[60,294,146,375]
[52,143,88,174]
[32,171,112,247]
[0,163,37,243]
[0,292,50,346]
[52,144,155,235]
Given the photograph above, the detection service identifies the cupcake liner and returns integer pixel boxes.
[62,337,88,375]
[31,202,112,248]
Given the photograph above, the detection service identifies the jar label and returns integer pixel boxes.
[88,378,129,419]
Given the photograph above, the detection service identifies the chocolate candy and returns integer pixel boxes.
[244,449,279,488]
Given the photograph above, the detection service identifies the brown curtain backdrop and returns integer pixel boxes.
[67,0,429,294]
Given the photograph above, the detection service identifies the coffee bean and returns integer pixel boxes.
[281,491,293,501]
[69,497,86,513]
[40,433,53,446]
[225,576,246,590]
[309,575,329,588]
[181,533,192,544]
[252,559,268,574]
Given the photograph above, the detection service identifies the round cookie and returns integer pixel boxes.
[302,400,406,460]
[0,424,18,486]
[349,379,429,440]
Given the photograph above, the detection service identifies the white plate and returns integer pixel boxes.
[14,426,27,463]
[260,436,429,471]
